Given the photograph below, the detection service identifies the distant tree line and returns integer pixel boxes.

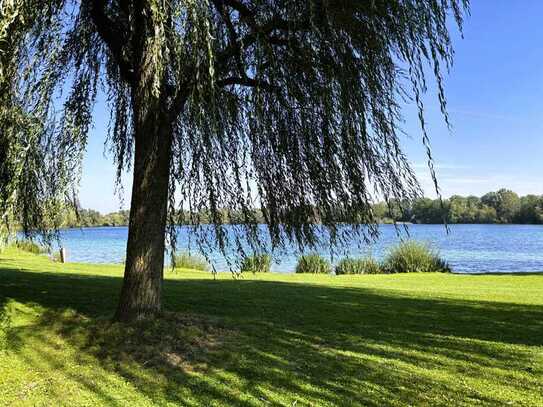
[54,208,265,228]
[50,189,543,229]
[375,189,543,224]
[58,209,130,228]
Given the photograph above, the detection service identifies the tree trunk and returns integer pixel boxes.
[114,93,173,322]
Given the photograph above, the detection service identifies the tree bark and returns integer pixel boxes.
[114,92,173,322]
[88,0,179,322]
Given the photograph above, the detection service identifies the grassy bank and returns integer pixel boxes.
[1,248,542,406]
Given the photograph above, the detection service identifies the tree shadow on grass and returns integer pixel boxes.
[1,266,543,406]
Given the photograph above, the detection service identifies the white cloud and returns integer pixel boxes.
[415,168,543,198]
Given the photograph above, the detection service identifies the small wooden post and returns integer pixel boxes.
[60,247,67,263]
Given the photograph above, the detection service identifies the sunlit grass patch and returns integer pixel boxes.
[0,249,542,406]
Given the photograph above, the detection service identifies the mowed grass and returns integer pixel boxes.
[0,248,542,406]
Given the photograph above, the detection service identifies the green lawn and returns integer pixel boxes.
[1,248,542,406]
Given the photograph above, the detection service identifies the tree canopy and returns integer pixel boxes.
[0,0,469,320]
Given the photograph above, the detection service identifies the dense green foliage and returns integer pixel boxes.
[239,254,271,274]
[1,249,542,406]
[172,252,210,272]
[295,253,332,274]
[335,257,382,275]
[383,241,450,274]
[374,189,543,224]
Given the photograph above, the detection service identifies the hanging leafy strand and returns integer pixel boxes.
[0,1,468,259]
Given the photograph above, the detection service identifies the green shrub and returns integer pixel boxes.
[295,253,332,274]
[13,240,47,254]
[383,241,450,274]
[172,252,210,272]
[240,254,271,274]
[335,257,383,275]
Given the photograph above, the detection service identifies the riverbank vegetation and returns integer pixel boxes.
[172,252,210,272]
[239,254,271,274]
[295,253,332,274]
[1,248,542,405]
[381,241,451,274]
[335,257,382,275]
[12,236,450,276]
[293,242,449,275]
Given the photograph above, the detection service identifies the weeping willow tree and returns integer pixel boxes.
[0,0,469,321]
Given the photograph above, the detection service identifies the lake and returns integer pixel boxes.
[51,224,543,274]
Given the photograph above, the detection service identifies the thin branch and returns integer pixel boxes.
[217,76,275,90]
[222,0,257,27]
[211,0,245,75]
[87,0,135,84]
[215,15,310,68]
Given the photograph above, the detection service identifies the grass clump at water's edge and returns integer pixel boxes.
[335,257,382,275]
[295,253,332,274]
[239,253,271,273]
[0,248,542,406]
[332,240,450,275]
[383,240,450,274]
[172,251,210,272]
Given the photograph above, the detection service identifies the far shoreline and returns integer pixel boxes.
[57,222,543,231]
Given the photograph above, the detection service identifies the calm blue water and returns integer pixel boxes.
[51,224,543,273]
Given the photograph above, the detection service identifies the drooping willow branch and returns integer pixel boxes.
[0,0,469,264]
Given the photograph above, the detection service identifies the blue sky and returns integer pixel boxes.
[79,1,543,213]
